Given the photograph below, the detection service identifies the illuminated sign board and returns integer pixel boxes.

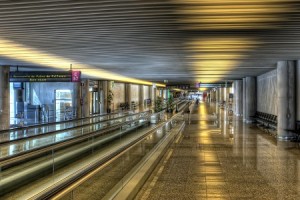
[199,83,232,88]
[9,71,81,82]
[167,84,190,89]
[71,71,81,82]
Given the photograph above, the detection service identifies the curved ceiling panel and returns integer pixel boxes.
[0,0,299,85]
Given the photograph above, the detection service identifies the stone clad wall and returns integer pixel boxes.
[112,83,125,110]
[131,84,139,104]
[143,85,149,100]
[257,70,277,115]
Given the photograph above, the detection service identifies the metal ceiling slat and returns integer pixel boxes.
[0,0,299,84]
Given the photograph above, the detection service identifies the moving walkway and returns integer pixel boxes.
[0,101,190,199]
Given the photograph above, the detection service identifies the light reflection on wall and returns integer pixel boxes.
[0,38,165,87]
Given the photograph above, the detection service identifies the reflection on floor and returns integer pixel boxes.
[136,102,300,200]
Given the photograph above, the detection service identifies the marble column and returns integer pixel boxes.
[245,77,256,123]
[95,80,101,114]
[296,61,300,121]
[138,85,144,110]
[153,87,157,107]
[219,87,224,103]
[277,61,296,140]
[0,66,10,130]
[216,88,220,103]
[81,79,90,117]
[149,86,152,102]
[225,87,230,103]
[102,81,108,114]
[75,82,81,117]
[212,90,216,102]
[234,80,243,116]
[148,86,153,108]
[107,81,113,112]
[242,78,246,122]
[99,81,104,114]
[125,83,131,105]
[225,87,228,102]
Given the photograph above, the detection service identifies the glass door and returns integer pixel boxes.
[90,91,99,114]
[55,90,72,121]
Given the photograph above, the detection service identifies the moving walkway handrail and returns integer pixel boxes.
[0,119,152,197]
[0,110,132,133]
[0,110,151,144]
[0,102,188,198]
[0,113,151,167]
[160,99,187,111]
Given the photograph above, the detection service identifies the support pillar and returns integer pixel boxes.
[99,81,105,114]
[212,90,216,102]
[125,83,131,106]
[223,88,226,103]
[234,80,243,116]
[220,87,225,103]
[153,87,157,107]
[139,85,144,110]
[209,90,213,102]
[107,81,113,112]
[149,86,153,104]
[225,87,230,103]
[75,82,81,118]
[102,81,108,113]
[81,79,90,117]
[96,80,101,114]
[296,61,300,121]
[0,66,10,130]
[277,61,296,140]
[216,88,220,103]
[242,78,246,122]
[245,77,256,123]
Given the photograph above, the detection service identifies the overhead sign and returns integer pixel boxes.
[198,83,232,88]
[9,71,81,82]
[71,71,81,82]
[167,84,190,90]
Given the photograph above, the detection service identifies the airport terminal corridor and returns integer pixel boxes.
[136,102,300,200]
[1,1,300,199]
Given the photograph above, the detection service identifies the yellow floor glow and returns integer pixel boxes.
[136,102,300,200]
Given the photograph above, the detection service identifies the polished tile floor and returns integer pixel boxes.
[136,102,300,200]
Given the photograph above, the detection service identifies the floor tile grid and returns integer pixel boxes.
[135,104,300,200]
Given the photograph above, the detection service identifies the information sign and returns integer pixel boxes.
[9,71,81,82]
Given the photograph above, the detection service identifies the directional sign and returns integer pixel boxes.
[9,71,81,82]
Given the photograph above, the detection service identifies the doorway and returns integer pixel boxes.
[55,90,73,121]
[89,91,100,114]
